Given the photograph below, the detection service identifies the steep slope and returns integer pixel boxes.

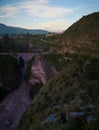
[17,12,99,130]
[56,12,99,55]
[0,23,49,35]
[17,55,99,130]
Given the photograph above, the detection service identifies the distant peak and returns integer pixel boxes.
[0,23,6,27]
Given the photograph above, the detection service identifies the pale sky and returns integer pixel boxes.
[0,0,99,32]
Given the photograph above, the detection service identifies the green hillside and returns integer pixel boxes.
[17,12,99,130]
[56,12,99,55]
[17,55,99,130]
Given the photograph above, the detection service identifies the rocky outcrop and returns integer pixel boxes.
[28,52,46,85]
[0,53,46,130]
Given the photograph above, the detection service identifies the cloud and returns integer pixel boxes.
[19,0,75,19]
[0,0,76,19]
[27,6,73,19]
[35,0,49,4]
[0,5,19,18]
[0,0,78,32]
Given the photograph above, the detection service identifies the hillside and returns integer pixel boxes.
[55,12,99,55]
[18,55,99,130]
[0,23,49,35]
[17,12,99,130]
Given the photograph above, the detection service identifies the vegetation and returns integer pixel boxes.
[0,12,98,130]
[55,12,99,55]
[0,55,21,102]
[17,12,99,130]
[0,13,99,54]
[17,55,99,130]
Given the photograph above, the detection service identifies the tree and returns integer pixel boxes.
[3,33,10,44]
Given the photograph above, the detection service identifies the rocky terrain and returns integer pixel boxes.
[0,53,46,130]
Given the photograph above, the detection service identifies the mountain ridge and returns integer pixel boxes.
[0,23,49,35]
[55,12,99,55]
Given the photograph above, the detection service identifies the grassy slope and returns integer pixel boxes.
[17,12,99,130]
[56,12,99,55]
[18,54,99,130]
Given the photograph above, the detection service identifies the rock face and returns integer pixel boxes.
[0,53,46,130]
[28,52,46,85]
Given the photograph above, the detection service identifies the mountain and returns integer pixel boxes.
[55,12,99,56]
[0,23,49,35]
[17,12,99,130]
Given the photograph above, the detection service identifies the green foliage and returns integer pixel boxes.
[35,83,44,94]
[43,53,70,71]
[80,79,99,103]
[84,57,99,80]
[3,33,10,44]
[30,117,87,130]
[84,119,99,130]
[56,12,99,55]
[65,118,81,130]
[63,91,75,103]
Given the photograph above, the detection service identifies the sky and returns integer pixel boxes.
[0,0,99,32]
